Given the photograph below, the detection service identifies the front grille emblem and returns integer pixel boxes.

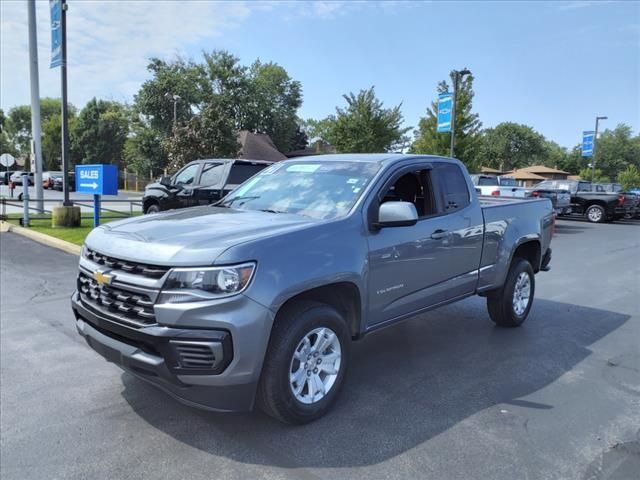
[93,270,114,286]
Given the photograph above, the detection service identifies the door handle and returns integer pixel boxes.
[431,229,448,240]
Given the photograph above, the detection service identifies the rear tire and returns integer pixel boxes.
[487,258,535,328]
[257,301,350,425]
[586,204,606,223]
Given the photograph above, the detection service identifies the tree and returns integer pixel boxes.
[476,122,547,172]
[617,165,640,190]
[71,98,129,166]
[0,109,18,157]
[312,87,410,153]
[411,71,482,169]
[4,98,74,157]
[164,101,238,171]
[134,58,208,136]
[589,124,640,180]
[123,122,167,177]
[578,167,609,183]
[41,113,78,170]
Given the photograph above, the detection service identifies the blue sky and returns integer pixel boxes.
[2,1,639,149]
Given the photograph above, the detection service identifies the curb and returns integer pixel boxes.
[0,221,81,256]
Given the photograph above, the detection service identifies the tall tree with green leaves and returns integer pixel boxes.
[311,87,410,153]
[476,122,547,172]
[617,165,640,190]
[0,109,18,157]
[71,98,129,166]
[579,167,610,183]
[124,121,167,177]
[589,124,640,180]
[411,71,482,169]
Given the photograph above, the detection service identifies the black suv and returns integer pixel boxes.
[142,159,273,214]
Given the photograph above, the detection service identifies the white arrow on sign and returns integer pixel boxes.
[80,182,98,189]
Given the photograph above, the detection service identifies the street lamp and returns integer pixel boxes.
[450,68,471,158]
[592,115,607,182]
[165,93,181,127]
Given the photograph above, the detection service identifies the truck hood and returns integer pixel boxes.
[85,206,318,266]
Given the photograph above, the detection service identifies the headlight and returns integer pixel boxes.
[158,262,256,303]
[81,244,89,259]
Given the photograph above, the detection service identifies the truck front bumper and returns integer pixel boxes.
[71,291,271,412]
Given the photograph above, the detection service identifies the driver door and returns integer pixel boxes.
[172,163,201,209]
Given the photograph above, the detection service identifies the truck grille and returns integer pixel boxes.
[85,248,169,279]
[77,272,156,327]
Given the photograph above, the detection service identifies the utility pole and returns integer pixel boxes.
[27,0,44,213]
[60,0,71,206]
[591,116,607,182]
[449,69,471,158]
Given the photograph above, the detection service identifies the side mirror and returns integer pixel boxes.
[376,202,418,228]
[159,175,172,187]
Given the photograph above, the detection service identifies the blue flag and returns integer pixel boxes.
[50,0,62,68]
[582,131,595,157]
[437,92,453,133]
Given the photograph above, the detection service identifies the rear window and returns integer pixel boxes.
[477,177,498,186]
[433,163,470,212]
[227,163,269,185]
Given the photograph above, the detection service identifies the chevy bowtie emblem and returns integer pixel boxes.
[93,270,113,286]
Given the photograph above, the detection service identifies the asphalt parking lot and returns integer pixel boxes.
[1,218,639,480]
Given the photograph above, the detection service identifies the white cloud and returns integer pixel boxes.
[0,0,413,113]
[1,0,254,111]
[557,1,612,11]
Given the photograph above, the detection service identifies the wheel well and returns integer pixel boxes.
[276,283,362,339]
[143,198,158,212]
[513,241,541,273]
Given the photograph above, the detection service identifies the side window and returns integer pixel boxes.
[381,168,437,218]
[198,162,225,186]
[227,163,269,185]
[433,163,470,212]
[173,164,199,186]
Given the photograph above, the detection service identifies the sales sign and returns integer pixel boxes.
[75,164,118,195]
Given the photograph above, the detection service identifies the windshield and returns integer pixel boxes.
[219,161,380,220]
[498,177,518,187]
[477,177,498,186]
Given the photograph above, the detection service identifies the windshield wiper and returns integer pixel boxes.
[217,195,261,207]
[258,209,287,214]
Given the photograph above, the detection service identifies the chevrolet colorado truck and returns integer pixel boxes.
[72,154,553,424]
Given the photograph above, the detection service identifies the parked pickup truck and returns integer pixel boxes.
[533,180,629,223]
[470,174,527,197]
[72,154,553,424]
[142,158,273,214]
[526,185,572,216]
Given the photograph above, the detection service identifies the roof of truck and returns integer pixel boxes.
[291,153,451,165]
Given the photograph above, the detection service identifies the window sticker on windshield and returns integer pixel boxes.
[286,164,320,173]
[353,187,361,193]
[347,178,358,184]
[262,163,284,175]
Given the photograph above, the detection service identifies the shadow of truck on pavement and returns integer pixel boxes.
[120,297,629,469]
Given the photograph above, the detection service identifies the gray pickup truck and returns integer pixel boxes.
[72,154,553,424]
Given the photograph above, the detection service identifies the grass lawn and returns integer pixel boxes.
[4,213,138,246]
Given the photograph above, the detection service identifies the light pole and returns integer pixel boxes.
[165,93,181,127]
[592,115,607,182]
[450,68,471,158]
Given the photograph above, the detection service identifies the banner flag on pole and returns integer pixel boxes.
[581,131,595,157]
[437,92,453,133]
[49,0,62,68]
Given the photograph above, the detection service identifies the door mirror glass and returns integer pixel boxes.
[377,201,418,228]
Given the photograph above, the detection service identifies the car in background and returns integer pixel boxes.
[53,172,75,192]
[43,171,63,189]
[9,171,34,186]
[143,158,273,214]
[470,174,527,197]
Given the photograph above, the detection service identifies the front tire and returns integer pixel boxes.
[145,203,160,214]
[487,258,535,327]
[257,301,350,424]
[586,204,606,223]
